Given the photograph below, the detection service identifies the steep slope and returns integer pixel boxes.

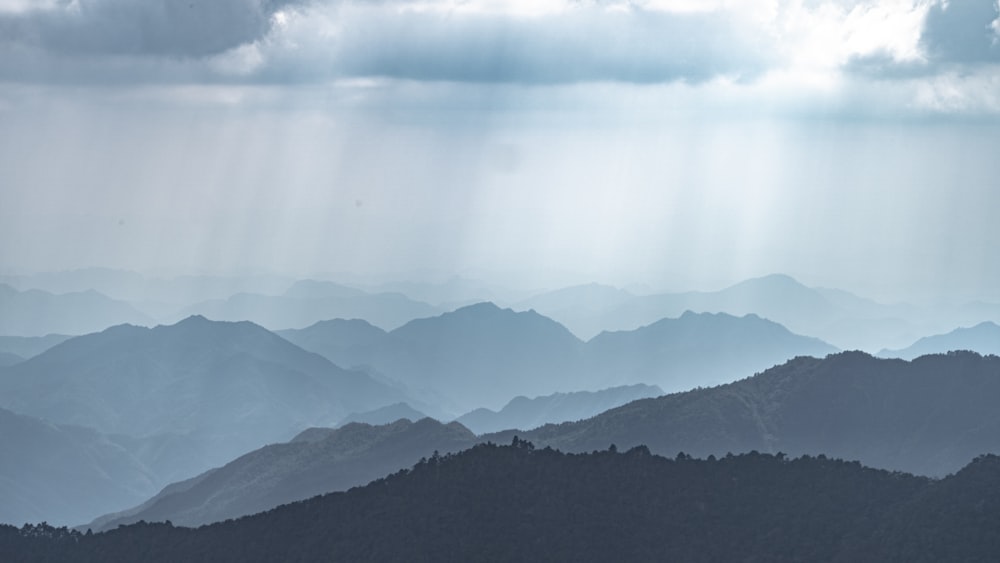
[502,351,1000,476]
[14,444,1000,563]
[879,321,1000,360]
[455,384,662,434]
[0,284,152,337]
[89,418,476,530]
[586,310,838,391]
[0,407,156,527]
[0,316,408,483]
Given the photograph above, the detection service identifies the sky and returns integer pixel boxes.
[1,0,999,303]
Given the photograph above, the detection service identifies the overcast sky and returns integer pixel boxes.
[1,0,998,302]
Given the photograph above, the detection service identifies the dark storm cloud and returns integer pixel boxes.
[0,0,301,58]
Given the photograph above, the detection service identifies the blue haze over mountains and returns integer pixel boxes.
[2,269,1000,529]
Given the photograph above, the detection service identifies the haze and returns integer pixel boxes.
[1,0,999,304]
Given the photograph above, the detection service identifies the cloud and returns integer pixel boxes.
[0,0,300,58]
[0,0,777,84]
[921,0,1000,63]
[314,5,775,84]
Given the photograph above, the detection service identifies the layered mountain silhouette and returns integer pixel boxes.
[180,280,440,331]
[283,303,589,412]
[9,443,1000,562]
[879,321,1000,360]
[454,384,662,434]
[89,418,476,530]
[0,407,156,527]
[282,303,836,413]
[516,274,936,351]
[0,284,152,337]
[497,350,1000,476]
[0,316,409,488]
[81,350,1000,531]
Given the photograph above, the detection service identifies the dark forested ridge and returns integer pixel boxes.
[3,442,999,562]
[499,350,1000,476]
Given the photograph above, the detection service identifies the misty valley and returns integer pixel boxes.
[2,271,1000,561]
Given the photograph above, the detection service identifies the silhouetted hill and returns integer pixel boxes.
[0,284,153,337]
[284,304,835,413]
[0,316,409,486]
[586,310,837,391]
[7,443,1000,562]
[455,384,662,434]
[89,418,476,530]
[181,282,440,331]
[879,321,1000,360]
[0,407,155,527]
[499,351,1000,476]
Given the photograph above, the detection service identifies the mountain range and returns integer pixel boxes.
[281,303,836,413]
[9,443,1000,562]
[516,274,1000,352]
[81,350,1000,531]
